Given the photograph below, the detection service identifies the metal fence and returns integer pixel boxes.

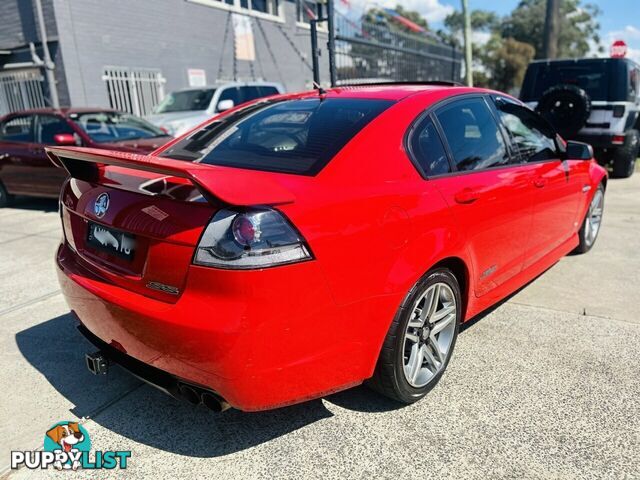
[102,67,166,117]
[0,69,47,115]
[333,14,461,85]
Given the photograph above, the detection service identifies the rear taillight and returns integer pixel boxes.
[613,105,626,118]
[194,208,312,269]
[612,135,626,145]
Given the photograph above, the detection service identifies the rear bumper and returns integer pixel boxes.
[56,242,370,411]
[574,132,628,149]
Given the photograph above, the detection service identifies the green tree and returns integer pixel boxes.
[481,36,536,92]
[501,0,603,59]
[443,9,500,47]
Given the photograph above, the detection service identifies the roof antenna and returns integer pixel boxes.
[312,80,327,96]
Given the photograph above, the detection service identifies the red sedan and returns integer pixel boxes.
[0,108,171,205]
[47,84,607,412]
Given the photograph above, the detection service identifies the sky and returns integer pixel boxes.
[338,0,640,62]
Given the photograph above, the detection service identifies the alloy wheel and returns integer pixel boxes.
[584,188,604,247]
[403,282,457,388]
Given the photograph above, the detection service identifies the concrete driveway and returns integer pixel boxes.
[1,174,639,479]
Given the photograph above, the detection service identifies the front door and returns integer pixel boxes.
[430,96,535,297]
[491,96,583,268]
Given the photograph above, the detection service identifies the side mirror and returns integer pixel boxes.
[565,140,594,160]
[216,99,234,112]
[53,133,77,146]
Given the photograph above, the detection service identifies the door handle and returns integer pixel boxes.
[454,188,481,204]
[533,177,548,188]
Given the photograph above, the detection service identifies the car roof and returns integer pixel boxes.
[173,81,283,92]
[529,57,640,68]
[278,83,476,101]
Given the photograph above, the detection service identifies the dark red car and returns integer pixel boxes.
[0,108,172,205]
[47,85,607,412]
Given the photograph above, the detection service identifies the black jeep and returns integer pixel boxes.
[521,57,640,178]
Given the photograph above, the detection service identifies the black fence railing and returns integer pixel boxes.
[333,13,462,85]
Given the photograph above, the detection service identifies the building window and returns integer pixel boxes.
[0,69,46,116]
[191,0,283,20]
[297,0,324,26]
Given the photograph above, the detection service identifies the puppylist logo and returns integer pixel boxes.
[11,421,131,471]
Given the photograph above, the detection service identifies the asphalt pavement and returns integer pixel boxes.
[1,172,638,479]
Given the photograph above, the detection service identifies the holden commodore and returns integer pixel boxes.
[47,84,607,412]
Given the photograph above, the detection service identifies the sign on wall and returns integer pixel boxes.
[188,69,207,87]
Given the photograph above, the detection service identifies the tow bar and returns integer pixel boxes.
[85,351,109,375]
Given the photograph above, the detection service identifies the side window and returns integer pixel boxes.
[409,116,450,176]
[36,115,75,144]
[435,97,509,172]
[0,115,34,142]
[240,86,262,103]
[259,86,279,97]
[218,87,241,107]
[495,99,558,163]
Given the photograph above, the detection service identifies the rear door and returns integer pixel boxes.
[423,96,536,297]
[492,96,583,268]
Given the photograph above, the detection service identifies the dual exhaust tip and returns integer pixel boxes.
[85,351,229,413]
[178,384,230,413]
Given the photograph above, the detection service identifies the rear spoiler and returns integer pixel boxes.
[45,147,295,206]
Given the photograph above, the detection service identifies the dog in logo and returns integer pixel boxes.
[46,422,84,470]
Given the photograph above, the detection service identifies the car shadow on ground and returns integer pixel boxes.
[7,197,59,213]
[15,313,334,457]
[14,264,554,457]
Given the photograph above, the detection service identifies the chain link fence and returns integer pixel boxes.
[334,14,461,85]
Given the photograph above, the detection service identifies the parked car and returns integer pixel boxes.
[521,57,640,178]
[145,81,283,137]
[0,108,172,206]
[47,84,607,412]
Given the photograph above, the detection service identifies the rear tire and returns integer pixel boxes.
[0,181,13,208]
[574,183,605,254]
[611,130,639,179]
[367,268,461,404]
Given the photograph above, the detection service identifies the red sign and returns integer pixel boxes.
[611,40,628,58]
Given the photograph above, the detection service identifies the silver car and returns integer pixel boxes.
[146,81,283,137]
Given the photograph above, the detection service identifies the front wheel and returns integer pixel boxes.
[367,269,461,404]
[574,183,605,254]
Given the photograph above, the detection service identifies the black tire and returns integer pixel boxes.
[574,183,605,254]
[611,130,639,179]
[367,268,461,404]
[0,181,13,208]
[536,84,591,139]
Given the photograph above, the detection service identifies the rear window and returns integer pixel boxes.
[530,63,608,101]
[159,97,393,175]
